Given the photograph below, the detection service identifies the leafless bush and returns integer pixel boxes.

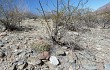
[38,0,89,47]
[96,12,110,28]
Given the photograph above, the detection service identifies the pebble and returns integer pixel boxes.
[49,56,59,65]
[27,57,41,65]
[17,62,28,70]
[0,32,7,36]
[104,63,110,70]
[56,50,66,56]
[0,50,5,58]
[37,51,50,60]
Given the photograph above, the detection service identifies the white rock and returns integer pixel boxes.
[0,32,7,36]
[69,66,73,70]
[73,32,79,35]
[49,56,59,65]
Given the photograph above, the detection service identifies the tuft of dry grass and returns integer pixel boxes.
[31,40,50,53]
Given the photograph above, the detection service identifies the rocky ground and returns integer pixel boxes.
[0,19,110,70]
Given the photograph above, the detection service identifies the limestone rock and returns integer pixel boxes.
[49,56,59,65]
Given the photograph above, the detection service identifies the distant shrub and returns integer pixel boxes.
[0,0,28,31]
[0,9,24,31]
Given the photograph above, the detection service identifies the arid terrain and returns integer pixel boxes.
[0,19,110,70]
[0,0,110,70]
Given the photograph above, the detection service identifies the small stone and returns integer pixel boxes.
[0,40,4,47]
[0,43,4,47]
[0,50,5,58]
[25,64,34,70]
[56,50,66,56]
[17,60,24,66]
[62,46,68,49]
[69,66,74,70]
[49,56,59,65]
[83,65,97,70]
[97,62,104,70]
[0,25,6,32]
[18,62,28,70]
[68,51,76,63]
[0,32,7,36]
[104,63,110,70]
[27,57,41,65]
[73,32,79,35]
[37,51,50,60]
[65,51,69,55]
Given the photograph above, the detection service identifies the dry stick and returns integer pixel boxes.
[57,0,82,34]
[65,0,82,24]
[54,0,59,36]
[39,0,51,38]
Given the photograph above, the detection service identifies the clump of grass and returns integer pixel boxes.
[31,40,50,53]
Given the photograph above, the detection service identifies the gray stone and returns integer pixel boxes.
[0,50,5,58]
[25,64,34,70]
[56,50,66,56]
[17,60,24,66]
[27,57,41,65]
[49,56,59,65]
[0,42,4,47]
[0,32,7,36]
[18,51,27,58]
[83,64,97,70]
[104,63,110,70]
[17,62,28,70]
[67,51,75,63]
[0,25,6,32]
[10,45,19,53]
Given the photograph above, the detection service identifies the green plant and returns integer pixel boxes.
[31,40,50,53]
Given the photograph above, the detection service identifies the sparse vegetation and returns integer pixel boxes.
[0,0,110,70]
[31,40,50,53]
[0,0,33,31]
[38,0,89,48]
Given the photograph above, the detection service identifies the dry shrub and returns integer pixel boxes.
[0,0,28,31]
[97,12,110,28]
[1,8,24,31]
[31,40,50,53]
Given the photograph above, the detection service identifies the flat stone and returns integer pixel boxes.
[56,50,66,56]
[17,60,24,66]
[49,56,59,65]
[27,57,41,65]
[97,62,104,70]
[37,51,50,60]
[0,50,5,58]
[83,64,97,70]
[17,62,28,70]
[0,32,7,36]
[104,63,110,70]
[68,51,75,63]
[0,40,5,47]
[69,66,74,70]
[0,25,6,32]
[0,43,4,47]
